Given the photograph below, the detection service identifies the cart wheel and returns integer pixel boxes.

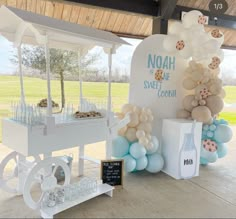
[0,151,40,194]
[23,157,71,210]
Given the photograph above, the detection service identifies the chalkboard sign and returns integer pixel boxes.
[101,159,124,187]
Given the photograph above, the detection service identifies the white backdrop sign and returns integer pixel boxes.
[129,34,188,138]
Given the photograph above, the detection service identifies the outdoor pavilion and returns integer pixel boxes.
[0,0,236,218]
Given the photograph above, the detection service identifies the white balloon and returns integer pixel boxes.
[179,43,192,59]
[182,10,204,28]
[169,21,184,35]
[163,35,179,52]
[208,29,224,46]
[202,39,221,54]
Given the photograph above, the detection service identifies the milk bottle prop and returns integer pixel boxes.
[179,121,198,179]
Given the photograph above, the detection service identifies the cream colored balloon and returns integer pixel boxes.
[147,114,154,122]
[121,104,134,114]
[137,122,152,134]
[191,99,199,107]
[146,142,154,150]
[209,83,222,95]
[125,127,137,142]
[136,130,145,139]
[199,99,206,106]
[146,134,152,141]
[219,88,226,99]
[183,78,198,90]
[139,136,149,146]
[191,106,212,123]
[139,112,148,122]
[118,126,128,136]
[115,112,125,120]
[128,112,139,128]
[206,95,224,116]
[176,109,191,119]
[133,106,141,115]
[146,108,153,116]
[183,95,195,112]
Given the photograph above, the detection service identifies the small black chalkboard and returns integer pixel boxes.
[101,159,124,187]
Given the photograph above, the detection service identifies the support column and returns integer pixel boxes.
[78,49,83,111]
[17,45,25,105]
[45,41,52,117]
[106,48,113,159]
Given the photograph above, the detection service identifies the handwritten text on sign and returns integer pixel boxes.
[101,160,123,187]
[144,54,176,98]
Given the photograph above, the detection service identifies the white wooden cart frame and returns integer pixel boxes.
[0,6,130,218]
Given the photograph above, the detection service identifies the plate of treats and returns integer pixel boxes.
[73,111,104,119]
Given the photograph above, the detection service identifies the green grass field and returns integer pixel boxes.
[0,75,235,141]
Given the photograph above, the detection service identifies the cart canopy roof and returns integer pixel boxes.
[0,5,129,52]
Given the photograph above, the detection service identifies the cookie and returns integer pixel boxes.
[211,29,223,38]
[198,15,207,24]
[203,139,218,152]
[176,40,185,50]
[155,69,163,81]
[208,56,221,70]
[199,87,210,99]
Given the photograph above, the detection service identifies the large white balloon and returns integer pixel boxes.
[208,29,224,46]
[163,35,179,52]
[182,10,204,28]
[169,21,184,35]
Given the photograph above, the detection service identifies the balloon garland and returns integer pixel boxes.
[168,10,233,164]
[112,104,164,173]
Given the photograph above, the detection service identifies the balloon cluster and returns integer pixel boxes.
[167,10,233,164]
[200,119,233,165]
[112,104,164,173]
[171,10,225,124]
[116,104,155,150]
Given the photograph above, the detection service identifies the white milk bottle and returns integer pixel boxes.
[179,122,197,179]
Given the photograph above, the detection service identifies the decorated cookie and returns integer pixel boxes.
[208,56,221,70]
[203,139,218,152]
[198,15,207,24]
[176,40,185,50]
[211,29,223,38]
[155,69,163,81]
[200,87,210,99]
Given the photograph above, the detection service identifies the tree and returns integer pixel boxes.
[11,45,100,109]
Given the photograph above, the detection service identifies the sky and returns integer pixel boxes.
[0,35,235,78]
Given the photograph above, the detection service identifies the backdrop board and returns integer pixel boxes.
[129,34,188,140]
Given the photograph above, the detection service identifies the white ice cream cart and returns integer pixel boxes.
[0,6,130,218]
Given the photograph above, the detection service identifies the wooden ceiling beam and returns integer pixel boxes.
[64,0,160,16]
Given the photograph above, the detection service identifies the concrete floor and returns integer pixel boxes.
[0,127,235,218]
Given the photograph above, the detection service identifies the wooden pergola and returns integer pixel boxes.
[0,0,236,48]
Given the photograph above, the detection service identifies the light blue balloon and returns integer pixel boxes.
[207,131,214,138]
[200,157,209,165]
[202,130,207,137]
[123,155,136,173]
[214,124,233,143]
[112,136,129,158]
[146,136,159,155]
[217,143,228,158]
[145,153,164,173]
[203,125,209,131]
[209,124,217,131]
[136,156,148,170]
[201,146,218,163]
[129,142,146,159]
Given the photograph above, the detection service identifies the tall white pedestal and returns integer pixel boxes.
[161,119,202,179]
